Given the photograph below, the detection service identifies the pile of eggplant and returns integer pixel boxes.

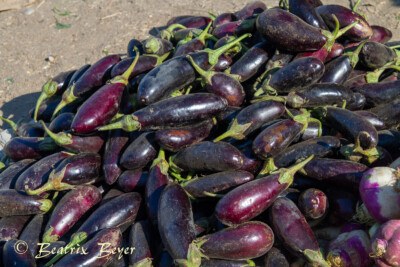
[2,0,400,266]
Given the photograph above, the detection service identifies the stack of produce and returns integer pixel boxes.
[1,0,400,266]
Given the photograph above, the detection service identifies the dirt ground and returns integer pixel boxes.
[0,0,399,130]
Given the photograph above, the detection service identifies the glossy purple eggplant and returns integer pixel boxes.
[99,93,228,132]
[212,19,256,39]
[129,220,153,266]
[0,216,31,242]
[319,56,352,84]
[298,188,328,220]
[215,156,313,225]
[0,159,35,190]
[174,22,213,57]
[289,0,328,30]
[0,189,52,217]
[157,183,197,265]
[359,41,397,69]
[118,169,148,192]
[213,13,238,27]
[3,239,36,267]
[354,110,386,130]
[354,80,400,107]
[26,152,101,195]
[42,185,101,243]
[269,197,329,266]
[120,132,158,170]
[48,113,74,134]
[143,37,173,56]
[370,25,392,44]
[234,1,266,20]
[103,130,130,185]
[183,170,254,198]
[171,141,244,173]
[53,55,121,116]
[325,42,344,61]
[0,116,44,138]
[4,137,58,161]
[67,64,91,88]
[127,38,144,57]
[19,214,45,258]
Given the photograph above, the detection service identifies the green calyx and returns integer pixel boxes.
[42,227,60,243]
[159,24,187,40]
[168,154,183,174]
[257,158,278,178]
[303,249,330,267]
[366,62,400,83]
[144,38,161,54]
[131,257,153,267]
[287,91,306,108]
[277,155,314,184]
[40,121,73,146]
[150,149,169,175]
[344,40,368,68]
[34,79,58,122]
[340,132,382,164]
[52,84,77,118]
[98,115,140,132]
[213,119,252,142]
[186,55,215,85]
[175,239,208,267]
[39,199,53,213]
[110,48,140,85]
[0,115,18,133]
[196,21,213,45]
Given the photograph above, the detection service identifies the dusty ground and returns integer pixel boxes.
[0,0,399,130]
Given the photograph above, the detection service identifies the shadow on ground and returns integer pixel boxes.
[0,92,40,128]
[390,0,400,6]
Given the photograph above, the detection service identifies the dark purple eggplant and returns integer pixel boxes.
[234,1,266,20]
[359,41,397,69]
[67,64,91,88]
[183,170,254,198]
[0,116,44,137]
[48,113,74,134]
[370,25,392,44]
[127,39,144,57]
[212,19,256,39]
[0,189,52,217]
[170,16,211,29]
[353,80,400,107]
[4,137,58,161]
[0,159,35,190]
[129,221,153,266]
[319,56,352,84]
[316,5,372,41]
[287,83,355,108]
[264,247,290,267]
[14,151,72,196]
[145,149,170,225]
[378,129,400,155]
[41,122,105,153]
[368,99,400,129]
[3,239,36,267]
[289,0,328,30]
[52,228,122,267]
[325,42,344,62]
[171,141,244,173]
[136,34,249,105]
[354,110,386,130]
[325,188,357,225]
[103,130,130,185]
[42,185,101,243]
[19,214,45,258]
[118,169,148,192]
[213,36,241,58]
[215,156,313,225]
[201,258,255,267]
[269,197,329,266]
[26,152,101,195]
[195,221,274,261]
[214,100,285,142]
[53,55,121,116]
[213,13,238,27]
[157,183,196,264]
[99,93,228,132]
[298,188,328,220]
[174,22,213,57]
[30,95,62,123]
[155,119,214,152]
[346,92,366,111]
[0,216,31,242]
[142,37,174,56]
[120,132,158,170]
[302,158,368,191]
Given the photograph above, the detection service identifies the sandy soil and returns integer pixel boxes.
[0,0,399,130]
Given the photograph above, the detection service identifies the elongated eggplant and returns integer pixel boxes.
[302,158,368,191]
[53,55,121,116]
[183,170,254,198]
[289,0,328,30]
[213,13,238,27]
[26,152,101,195]
[67,64,91,88]
[118,169,148,192]
[42,185,101,243]
[129,220,153,266]
[0,189,52,217]
[201,258,255,267]
[287,83,355,108]
[212,19,256,39]
[264,247,290,267]
[155,119,214,152]
[19,214,45,258]
[368,99,400,129]
[3,239,37,267]
[0,159,35,190]
[0,216,31,242]
[4,137,58,161]
[53,228,122,267]
[99,93,228,132]
[195,221,274,261]
[354,110,386,130]
[120,132,158,170]
[353,80,400,107]
[359,41,397,69]
[127,39,144,56]
[214,100,285,142]
[325,42,344,61]
[157,183,197,265]
[171,141,243,172]
[269,197,329,266]
[48,113,74,134]
[370,25,392,44]
[215,156,313,225]
[103,130,130,185]
[14,151,72,195]
[319,55,355,84]
[0,116,44,137]
[298,188,328,220]
[235,1,266,20]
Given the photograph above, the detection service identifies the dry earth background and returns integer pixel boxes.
[0,0,399,130]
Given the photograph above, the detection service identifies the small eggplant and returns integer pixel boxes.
[354,110,386,130]
[359,41,397,69]
[213,13,238,27]
[0,216,31,242]
[26,152,101,195]
[234,1,266,20]
[353,80,400,107]
[370,25,392,44]
[42,185,101,243]
[0,189,52,217]
[142,37,174,56]
[48,113,74,133]
[127,38,144,56]
[4,137,58,161]
[0,159,35,190]
[298,188,328,220]
[368,99,400,129]
[129,220,154,266]
[19,214,45,258]
[3,239,37,267]
[289,0,328,30]
[174,22,213,57]
[264,247,290,267]
[117,169,148,192]
[212,19,256,39]
[325,42,344,61]
[120,132,158,170]
[0,116,44,137]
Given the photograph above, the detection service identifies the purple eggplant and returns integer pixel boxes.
[145,149,170,225]
[53,228,122,267]
[326,230,371,267]
[326,188,357,225]
[195,221,274,261]
[127,39,144,56]
[370,220,400,267]
[4,137,58,161]
[212,20,256,39]
[19,214,45,258]
[3,239,36,267]
[289,0,328,30]
[234,1,266,20]
[213,13,238,27]
[48,113,74,133]
[264,247,290,267]
[215,156,313,225]
[0,116,44,138]
[183,170,254,198]
[269,197,329,266]
[129,220,153,266]
[53,55,121,116]
[325,42,344,61]
[120,132,158,170]
[142,37,173,56]
[354,80,400,107]
[26,152,101,195]
[354,110,386,130]
[0,159,35,190]
[99,93,228,132]
[368,99,400,129]
[157,183,197,265]
[298,188,328,220]
[117,169,148,192]
[103,130,130,185]
[0,216,31,242]
[370,25,393,44]
[174,22,213,57]
[316,5,372,41]
[41,122,105,153]
[214,100,285,142]
[359,41,397,69]
[200,258,255,267]
[0,189,52,217]
[169,16,211,29]
[42,185,101,243]
[171,141,244,173]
